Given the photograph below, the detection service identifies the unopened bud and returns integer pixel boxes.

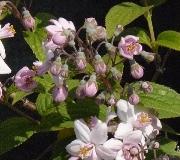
[153,142,160,149]
[130,62,144,79]
[60,64,68,78]
[110,67,122,81]
[75,80,86,99]
[75,52,87,71]
[95,92,105,105]
[53,85,68,102]
[94,54,107,75]
[140,51,155,62]
[50,57,62,76]
[141,81,153,93]
[105,43,116,54]
[84,74,98,97]
[22,7,35,30]
[107,95,116,106]
[130,147,139,156]
[114,24,123,37]
[128,93,140,105]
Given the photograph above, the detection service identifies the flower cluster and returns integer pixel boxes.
[66,99,162,160]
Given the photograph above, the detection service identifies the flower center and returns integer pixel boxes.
[8,25,16,34]
[79,145,93,159]
[126,43,136,52]
[25,76,33,86]
[138,112,151,125]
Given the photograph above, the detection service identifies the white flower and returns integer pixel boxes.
[66,118,122,160]
[0,23,15,74]
[115,99,162,139]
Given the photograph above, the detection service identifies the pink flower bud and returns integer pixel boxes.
[84,18,97,29]
[53,85,68,102]
[75,52,86,71]
[75,80,86,99]
[84,74,98,97]
[114,24,124,37]
[22,7,35,30]
[141,81,153,93]
[94,54,107,75]
[153,142,160,149]
[118,35,142,60]
[128,93,140,105]
[107,95,116,106]
[60,64,69,78]
[52,32,67,46]
[14,66,37,92]
[50,57,62,76]
[130,62,144,79]
[129,147,139,156]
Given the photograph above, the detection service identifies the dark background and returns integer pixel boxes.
[0,0,180,159]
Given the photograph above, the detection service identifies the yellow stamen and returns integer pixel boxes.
[79,145,93,159]
[126,44,136,52]
[8,25,16,34]
[139,112,151,124]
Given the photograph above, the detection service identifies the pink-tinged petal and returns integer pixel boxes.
[68,21,76,31]
[0,40,6,59]
[74,119,91,143]
[0,56,11,74]
[124,35,139,42]
[115,150,125,160]
[114,123,133,139]
[90,121,108,145]
[96,145,117,160]
[66,139,85,157]
[116,99,135,122]
[119,48,134,60]
[45,25,60,35]
[143,125,154,137]
[86,147,99,160]
[103,138,123,151]
[68,156,79,160]
[123,130,142,145]
[152,116,162,130]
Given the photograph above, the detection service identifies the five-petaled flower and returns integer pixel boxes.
[118,35,142,60]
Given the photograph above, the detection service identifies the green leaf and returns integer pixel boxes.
[106,2,152,38]
[34,74,54,93]
[159,138,180,157]
[156,31,180,51]
[12,91,32,105]
[0,117,36,155]
[23,28,47,61]
[36,93,54,116]
[135,82,180,119]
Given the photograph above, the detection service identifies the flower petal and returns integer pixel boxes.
[66,139,85,156]
[116,99,135,122]
[123,130,142,145]
[74,119,91,143]
[115,150,125,160]
[0,56,11,74]
[90,121,108,145]
[96,145,117,160]
[0,40,5,59]
[114,122,133,139]
[103,138,123,151]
